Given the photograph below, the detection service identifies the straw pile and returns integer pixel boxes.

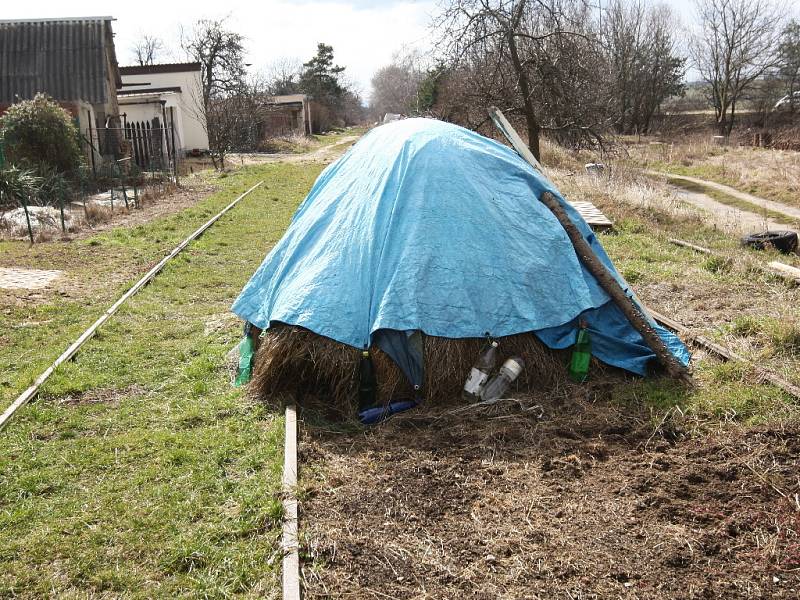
[251,324,571,416]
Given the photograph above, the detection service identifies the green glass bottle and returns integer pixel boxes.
[568,321,591,383]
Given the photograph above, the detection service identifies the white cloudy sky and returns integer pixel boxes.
[6,0,703,97]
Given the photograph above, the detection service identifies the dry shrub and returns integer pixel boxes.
[133,181,178,209]
[259,134,315,154]
[250,324,570,417]
[83,203,113,225]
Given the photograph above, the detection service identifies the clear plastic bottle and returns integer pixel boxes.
[463,340,499,399]
[480,356,525,401]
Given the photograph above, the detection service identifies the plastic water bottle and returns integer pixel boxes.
[480,356,525,401]
[568,321,592,383]
[463,339,499,399]
[358,348,377,410]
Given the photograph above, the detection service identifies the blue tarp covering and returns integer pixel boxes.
[232,118,689,376]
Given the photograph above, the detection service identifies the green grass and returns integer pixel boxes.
[590,191,800,396]
[0,162,324,597]
[611,357,796,425]
[663,176,800,227]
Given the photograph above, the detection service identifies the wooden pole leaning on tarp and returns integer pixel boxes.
[488,106,546,173]
[539,191,691,382]
[488,106,691,383]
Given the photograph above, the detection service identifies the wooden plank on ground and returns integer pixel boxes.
[282,403,300,600]
[767,261,800,283]
[648,307,800,400]
[568,200,614,231]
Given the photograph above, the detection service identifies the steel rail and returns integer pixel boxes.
[0,180,264,431]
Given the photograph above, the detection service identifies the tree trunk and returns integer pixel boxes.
[726,100,737,137]
[507,29,541,161]
[540,191,692,383]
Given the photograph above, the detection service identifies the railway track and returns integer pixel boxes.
[0,180,264,431]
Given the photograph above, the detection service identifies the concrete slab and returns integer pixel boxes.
[0,267,63,290]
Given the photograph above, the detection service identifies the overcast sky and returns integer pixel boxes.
[6,0,704,97]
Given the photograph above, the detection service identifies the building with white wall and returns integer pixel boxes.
[118,63,209,154]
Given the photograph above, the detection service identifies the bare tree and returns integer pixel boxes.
[778,19,800,112]
[370,51,428,118]
[436,0,610,161]
[181,18,247,111]
[131,35,165,66]
[691,0,783,136]
[263,57,304,95]
[203,76,273,169]
[602,1,686,134]
[181,19,248,169]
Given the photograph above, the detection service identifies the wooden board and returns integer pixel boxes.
[282,404,300,600]
[567,200,614,231]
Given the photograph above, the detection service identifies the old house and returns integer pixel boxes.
[258,94,313,138]
[118,62,209,157]
[0,16,121,156]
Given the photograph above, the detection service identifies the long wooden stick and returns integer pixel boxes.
[282,403,301,600]
[0,180,264,431]
[488,106,545,173]
[668,238,712,254]
[488,107,689,381]
[668,238,800,284]
[540,192,691,381]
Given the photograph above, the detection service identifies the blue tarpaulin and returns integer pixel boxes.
[232,118,689,376]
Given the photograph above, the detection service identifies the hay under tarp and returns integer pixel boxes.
[251,324,572,417]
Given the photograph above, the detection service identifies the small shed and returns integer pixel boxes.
[258,94,313,138]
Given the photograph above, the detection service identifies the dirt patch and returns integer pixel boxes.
[57,384,147,406]
[228,136,360,167]
[57,180,216,241]
[0,180,218,308]
[300,391,800,598]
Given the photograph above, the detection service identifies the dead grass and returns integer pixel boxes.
[627,138,800,208]
[301,393,800,598]
[258,133,317,154]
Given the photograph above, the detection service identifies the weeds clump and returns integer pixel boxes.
[702,255,733,274]
[725,314,800,357]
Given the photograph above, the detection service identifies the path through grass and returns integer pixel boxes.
[0,163,323,597]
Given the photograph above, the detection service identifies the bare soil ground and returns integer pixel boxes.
[228,136,361,166]
[0,179,217,308]
[300,392,800,599]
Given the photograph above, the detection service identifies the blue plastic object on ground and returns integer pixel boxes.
[358,400,419,425]
[232,118,689,377]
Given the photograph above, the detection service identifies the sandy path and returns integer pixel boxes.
[228,135,360,166]
[651,172,800,221]
[646,171,798,234]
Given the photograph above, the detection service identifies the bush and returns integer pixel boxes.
[0,166,41,209]
[0,93,82,174]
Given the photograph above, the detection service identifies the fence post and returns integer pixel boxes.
[58,189,66,233]
[170,111,179,186]
[22,197,34,244]
[118,160,129,211]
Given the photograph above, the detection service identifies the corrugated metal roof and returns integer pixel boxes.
[0,17,120,105]
[119,63,201,75]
